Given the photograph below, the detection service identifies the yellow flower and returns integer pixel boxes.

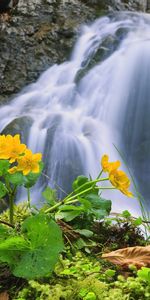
[16,149,42,175]
[101,154,120,173]
[7,134,27,163]
[0,135,10,160]
[8,166,18,174]
[0,134,26,162]
[109,169,133,197]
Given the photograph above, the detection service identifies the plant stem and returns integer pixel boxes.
[27,188,31,209]
[45,183,111,214]
[63,176,109,201]
[9,187,16,225]
[96,169,103,179]
[64,186,95,203]
[95,187,116,190]
[45,201,64,213]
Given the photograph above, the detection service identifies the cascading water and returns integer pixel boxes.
[1,12,150,216]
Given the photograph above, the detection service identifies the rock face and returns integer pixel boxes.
[0,0,148,103]
[0,0,11,12]
[81,1,147,11]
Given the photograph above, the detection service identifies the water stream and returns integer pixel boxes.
[1,12,150,215]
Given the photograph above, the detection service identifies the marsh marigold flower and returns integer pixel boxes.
[7,134,26,163]
[0,135,10,160]
[101,154,120,173]
[0,134,26,162]
[109,169,133,197]
[15,149,42,175]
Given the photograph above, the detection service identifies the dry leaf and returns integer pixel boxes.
[0,13,11,22]
[0,292,9,300]
[102,245,150,269]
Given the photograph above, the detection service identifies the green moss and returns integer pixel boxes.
[14,252,150,300]
[15,274,150,300]
[0,202,30,225]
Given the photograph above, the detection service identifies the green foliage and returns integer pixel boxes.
[0,214,64,279]
[0,181,8,198]
[120,211,143,227]
[0,137,149,300]
[0,236,29,266]
[56,209,82,222]
[72,175,97,194]
[85,194,111,219]
[137,267,150,283]
[113,275,150,299]
[0,202,30,224]
[79,291,97,300]
[55,177,111,224]
[121,210,131,218]
[0,224,12,241]
[15,252,150,300]
[0,160,10,176]
[42,186,57,206]
[6,172,25,186]
[74,229,94,238]
[55,251,101,279]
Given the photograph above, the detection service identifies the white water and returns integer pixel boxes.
[1,12,150,215]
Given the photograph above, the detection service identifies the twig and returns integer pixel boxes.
[110,212,150,224]
[0,220,15,228]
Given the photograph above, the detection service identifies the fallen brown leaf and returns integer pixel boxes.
[0,291,9,300]
[0,13,11,22]
[102,245,150,269]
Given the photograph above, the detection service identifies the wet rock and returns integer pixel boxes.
[80,0,147,11]
[0,0,97,104]
[2,116,33,143]
[0,0,147,104]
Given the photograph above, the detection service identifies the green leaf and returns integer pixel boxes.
[0,236,29,266]
[105,269,116,277]
[133,217,143,226]
[72,175,98,196]
[42,186,57,206]
[0,225,11,241]
[6,172,25,186]
[0,160,10,176]
[0,214,64,279]
[0,181,8,198]
[24,162,43,188]
[78,288,88,298]
[55,210,81,222]
[84,292,96,300]
[13,214,64,279]
[84,194,111,220]
[74,229,93,238]
[137,267,150,283]
[85,194,111,210]
[91,208,109,220]
[121,210,131,218]
[78,198,92,210]
[72,175,89,191]
[74,238,87,249]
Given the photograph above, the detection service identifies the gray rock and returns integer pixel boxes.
[2,116,33,143]
[0,0,148,104]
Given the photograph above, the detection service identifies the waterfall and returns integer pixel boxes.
[1,12,150,215]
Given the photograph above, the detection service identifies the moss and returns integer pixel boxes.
[14,274,150,300]
[14,251,150,300]
[0,202,30,224]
